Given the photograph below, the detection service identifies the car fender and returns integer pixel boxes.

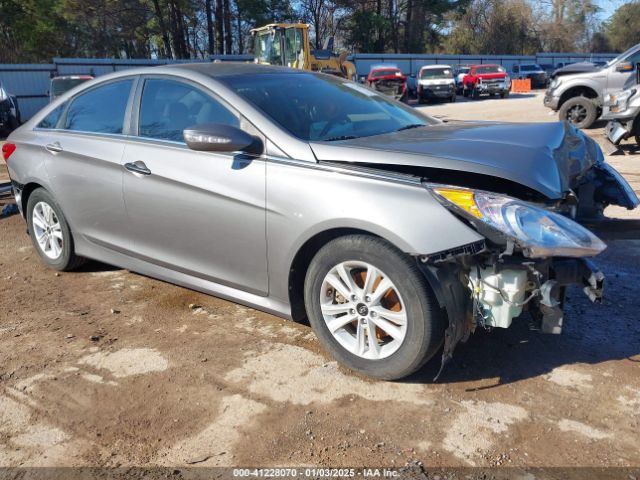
[554,75,606,104]
[264,158,484,303]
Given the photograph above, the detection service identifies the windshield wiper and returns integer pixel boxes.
[324,135,358,141]
[396,123,427,132]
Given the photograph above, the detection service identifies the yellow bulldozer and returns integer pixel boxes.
[250,23,357,80]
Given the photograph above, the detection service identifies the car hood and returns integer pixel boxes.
[553,62,602,78]
[309,121,600,199]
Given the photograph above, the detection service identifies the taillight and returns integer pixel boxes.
[2,143,16,162]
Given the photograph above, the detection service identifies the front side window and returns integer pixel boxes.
[138,78,239,142]
[64,79,133,134]
[38,103,66,129]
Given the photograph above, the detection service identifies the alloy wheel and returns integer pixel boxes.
[32,201,63,260]
[319,261,407,360]
[566,104,587,124]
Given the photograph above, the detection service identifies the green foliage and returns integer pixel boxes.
[606,1,640,52]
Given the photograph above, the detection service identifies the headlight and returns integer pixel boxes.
[430,187,606,258]
[609,89,636,112]
[550,77,560,89]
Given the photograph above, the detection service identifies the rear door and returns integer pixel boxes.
[121,76,268,295]
[40,78,136,251]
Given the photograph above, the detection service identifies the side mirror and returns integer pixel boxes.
[616,61,634,73]
[183,123,256,153]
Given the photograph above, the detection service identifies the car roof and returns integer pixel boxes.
[420,64,452,69]
[166,61,304,77]
[471,63,501,67]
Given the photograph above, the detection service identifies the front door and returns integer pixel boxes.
[122,77,268,295]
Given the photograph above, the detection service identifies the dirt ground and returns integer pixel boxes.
[1,91,639,474]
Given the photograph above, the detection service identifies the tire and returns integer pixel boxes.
[500,90,510,99]
[558,96,597,129]
[26,188,85,271]
[472,88,480,100]
[450,93,456,103]
[304,235,446,380]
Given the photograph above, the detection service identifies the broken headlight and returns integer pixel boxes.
[430,187,606,258]
[607,88,637,112]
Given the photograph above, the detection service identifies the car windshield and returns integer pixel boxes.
[420,67,453,79]
[372,69,401,77]
[51,78,91,97]
[519,65,541,71]
[457,67,469,74]
[475,65,505,74]
[222,72,433,142]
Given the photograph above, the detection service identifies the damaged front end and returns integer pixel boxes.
[419,184,611,380]
[370,78,407,100]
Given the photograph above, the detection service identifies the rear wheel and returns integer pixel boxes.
[304,235,446,380]
[559,96,597,129]
[27,188,85,271]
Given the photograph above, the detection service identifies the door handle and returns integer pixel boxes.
[124,161,152,176]
[45,142,63,153]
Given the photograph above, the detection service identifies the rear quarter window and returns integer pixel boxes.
[37,103,66,129]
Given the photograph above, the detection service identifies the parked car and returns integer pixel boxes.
[544,43,640,129]
[416,64,456,104]
[603,65,640,147]
[0,84,21,136]
[367,66,407,101]
[454,65,470,94]
[462,64,511,99]
[4,63,638,380]
[511,63,548,88]
[49,75,94,102]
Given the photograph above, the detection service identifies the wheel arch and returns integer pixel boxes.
[288,227,388,322]
[20,182,46,217]
[558,85,599,108]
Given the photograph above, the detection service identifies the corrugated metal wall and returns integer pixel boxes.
[0,52,618,121]
[350,53,618,76]
[0,56,253,121]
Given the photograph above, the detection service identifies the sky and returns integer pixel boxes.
[597,0,629,20]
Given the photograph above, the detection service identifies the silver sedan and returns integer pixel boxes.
[4,63,638,380]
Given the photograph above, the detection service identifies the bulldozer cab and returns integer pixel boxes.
[252,24,309,70]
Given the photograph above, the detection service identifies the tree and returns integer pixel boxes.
[606,0,640,52]
[444,0,540,55]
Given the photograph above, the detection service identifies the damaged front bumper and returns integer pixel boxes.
[420,251,605,380]
[605,119,635,145]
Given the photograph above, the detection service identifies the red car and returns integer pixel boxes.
[367,66,407,101]
[462,64,511,99]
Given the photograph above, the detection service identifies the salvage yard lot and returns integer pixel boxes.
[1,91,639,469]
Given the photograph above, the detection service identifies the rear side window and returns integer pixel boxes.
[138,78,238,142]
[38,103,66,129]
[64,79,133,134]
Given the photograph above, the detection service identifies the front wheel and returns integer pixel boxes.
[27,188,85,271]
[558,96,597,129]
[304,235,446,380]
